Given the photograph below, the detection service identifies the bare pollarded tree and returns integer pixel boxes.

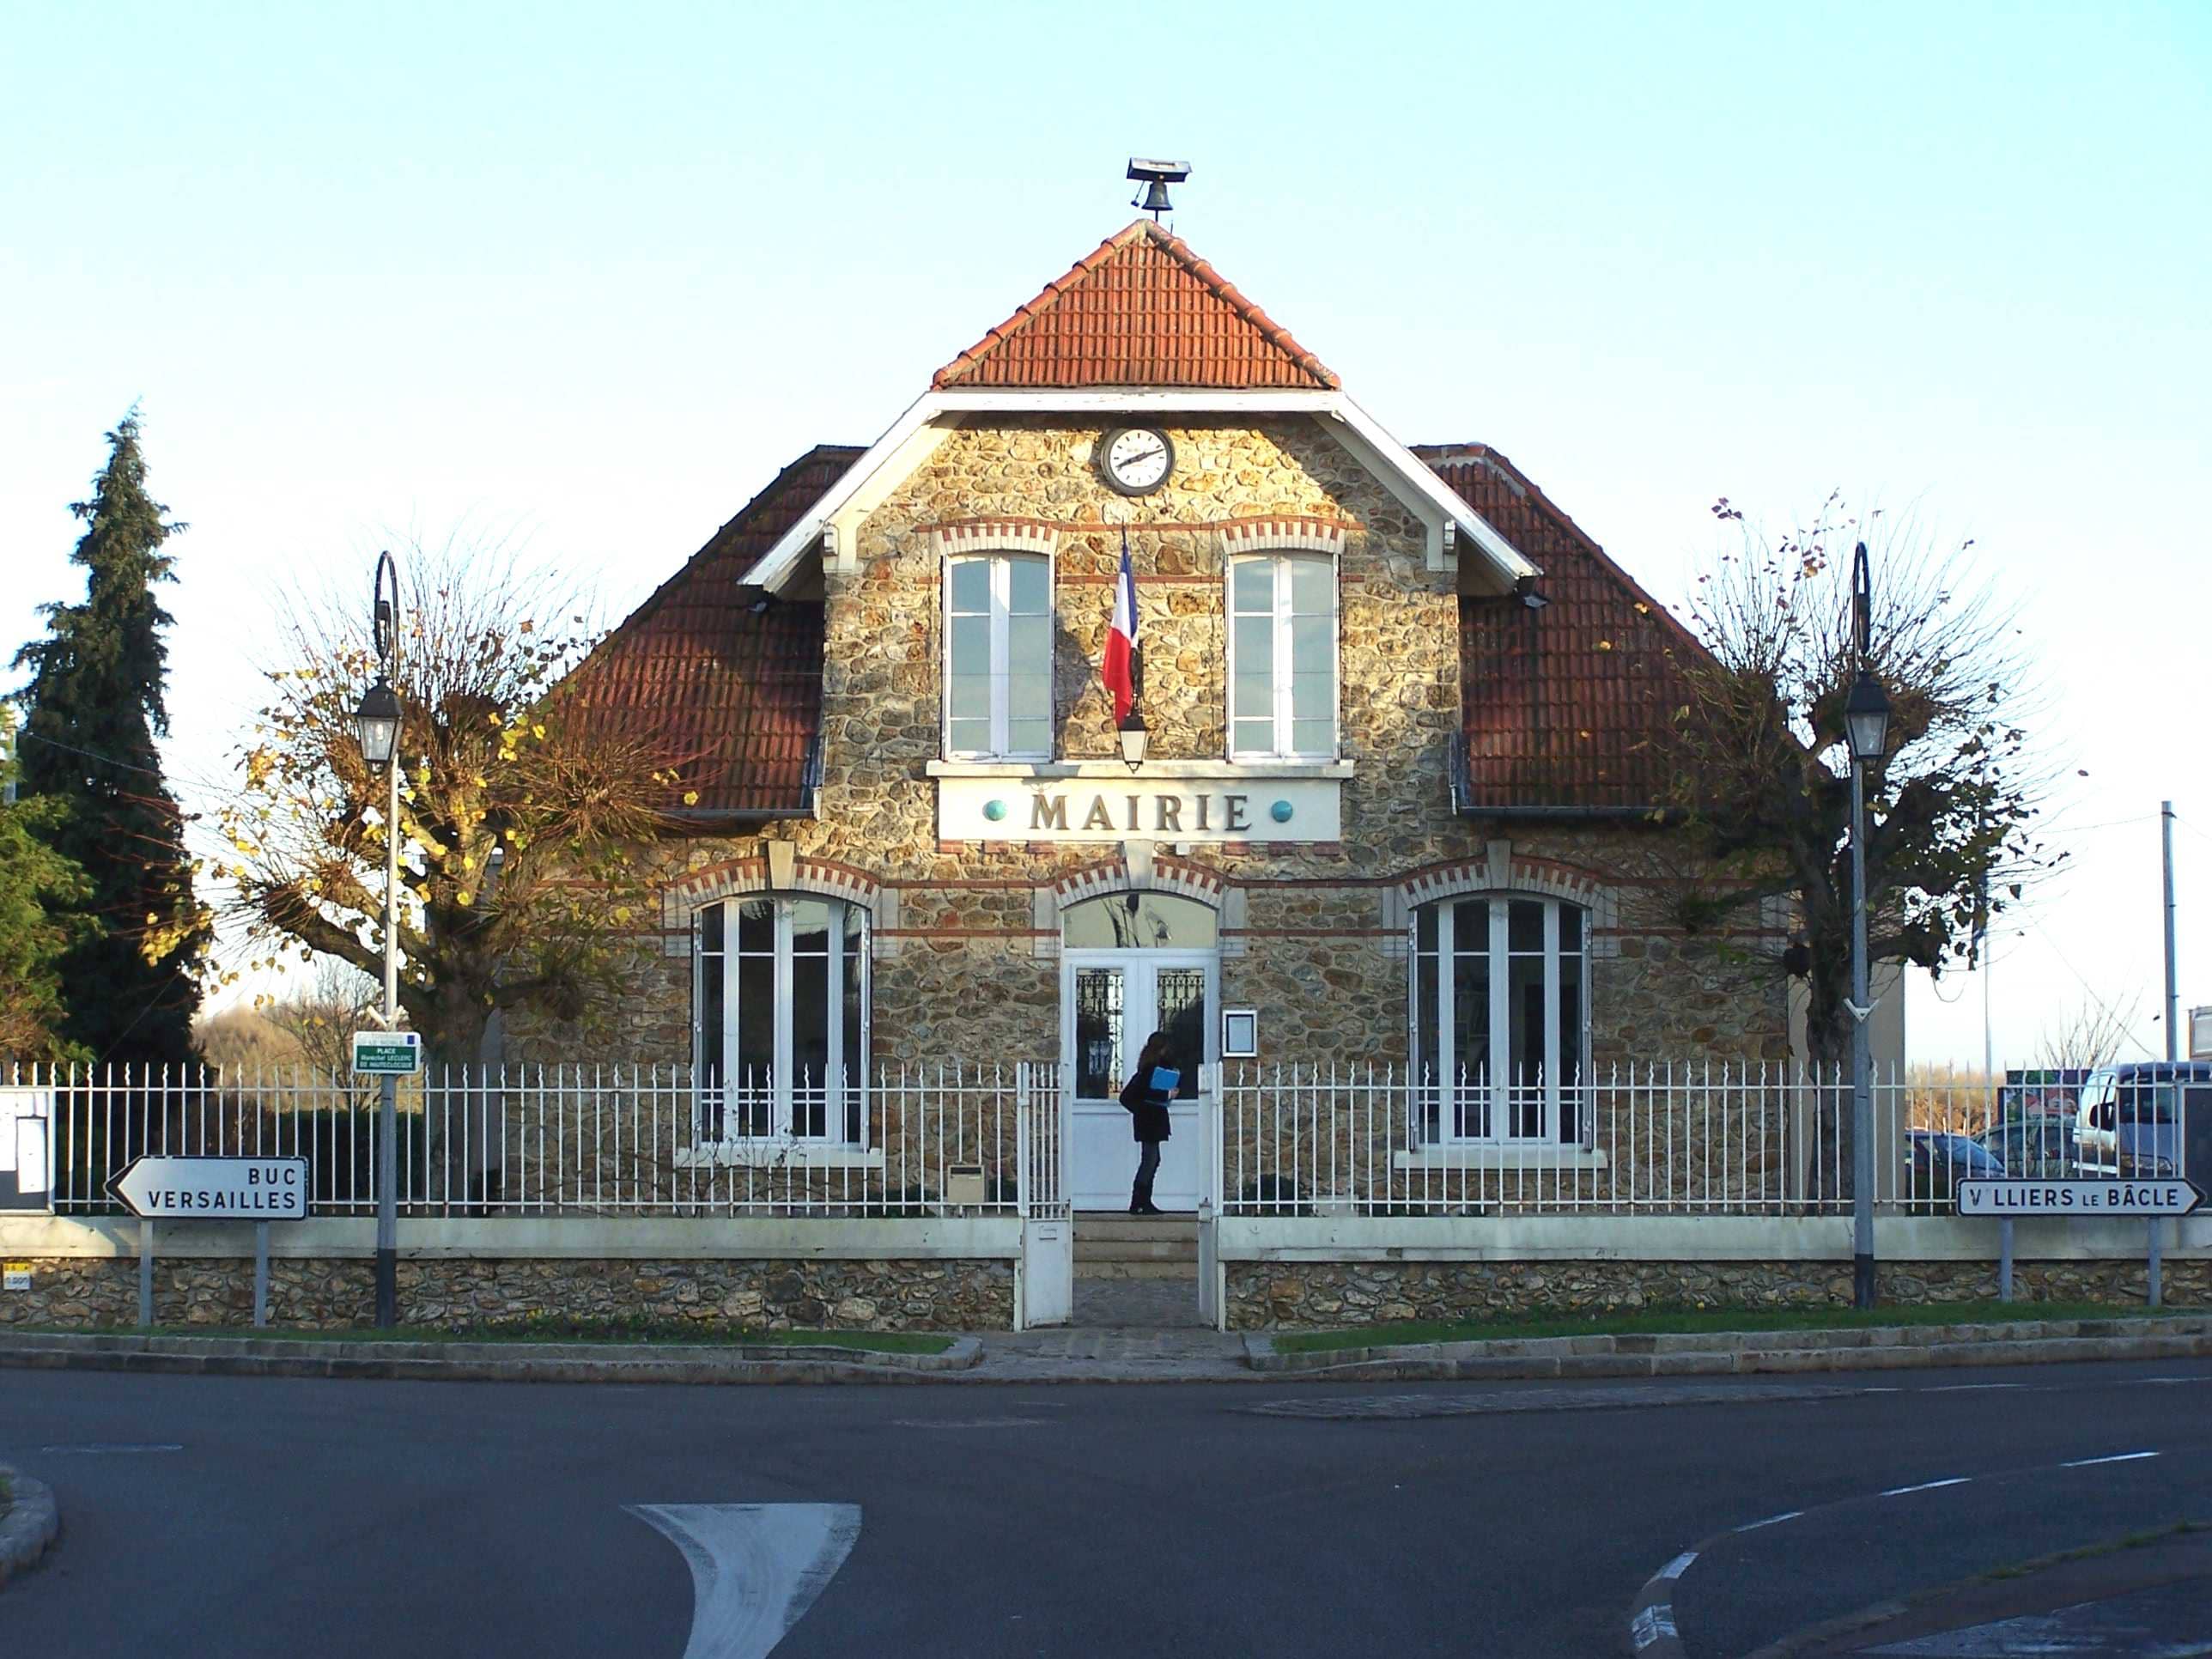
[1657,495,2053,1194]
[214,538,680,1071]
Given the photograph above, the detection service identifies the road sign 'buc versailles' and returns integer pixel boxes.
[109,1156,309,1220]
[351,1030,422,1075]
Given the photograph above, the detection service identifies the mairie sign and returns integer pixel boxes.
[351,1030,422,1075]
[110,1156,309,1220]
[1957,1178,2203,1218]
[937,775,1341,843]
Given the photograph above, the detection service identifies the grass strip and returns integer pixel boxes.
[15,1322,954,1355]
[1270,1298,2198,1353]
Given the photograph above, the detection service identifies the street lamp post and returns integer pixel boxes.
[353,551,404,1328]
[1844,542,1893,1311]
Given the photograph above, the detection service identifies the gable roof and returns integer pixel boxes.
[1422,444,1706,816]
[932,219,1340,392]
[570,445,860,818]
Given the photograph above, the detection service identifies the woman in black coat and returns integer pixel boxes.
[1119,1031,1176,1215]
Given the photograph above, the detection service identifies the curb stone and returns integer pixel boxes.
[1243,1316,2212,1381]
[0,1331,981,1388]
[0,1464,60,1589]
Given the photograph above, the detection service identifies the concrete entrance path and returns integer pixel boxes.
[970,1324,1248,1382]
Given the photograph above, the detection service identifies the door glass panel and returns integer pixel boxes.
[698,951,726,1139]
[1288,556,1333,615]
[1007,555,1049,614]
[949,559,991,611]
[734,952,775,1136]
[1510,953,1546,1137]
[1452,950,1490,1138]
[1154,969,1207,1101]
[736,897,775,954]
[1231,558,1273,611]
[1559,951,1583,1143]
[1509,899,1544,952]
[842,908,865,1144]
[1074,969,1125,1100]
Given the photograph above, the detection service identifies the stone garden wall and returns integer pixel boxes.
[1,1254,1012,1334]
[1225,1257,2212,1330]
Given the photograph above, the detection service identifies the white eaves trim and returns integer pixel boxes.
[740,388,1539,592]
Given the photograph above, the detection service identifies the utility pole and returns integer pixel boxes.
[2163,800,2179,1064]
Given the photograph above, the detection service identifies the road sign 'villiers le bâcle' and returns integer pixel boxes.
[1956,1178,2204,1218]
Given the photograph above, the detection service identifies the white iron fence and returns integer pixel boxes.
[12,1059,2184,1223]
[1218,1061,2181,1216]
[11,1062,1060,1219]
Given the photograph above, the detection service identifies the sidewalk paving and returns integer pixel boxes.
[1754,1524,2212,1656]
[2,1312,2207,1387]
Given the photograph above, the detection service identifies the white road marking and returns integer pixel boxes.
[1630,1601,1679,1650]
[1735,1510,1804,1532]
[1656,1551,1698,1580]
[1922,1382,2026,1393]
[37,1443,184,1454]
[2062,1449,2160,1468]
[1880,1477,1972,1497]
[890,1418,1050,1430]
[629,1503,862,1659]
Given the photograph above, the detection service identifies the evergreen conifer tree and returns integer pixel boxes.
[14,412,210,1064]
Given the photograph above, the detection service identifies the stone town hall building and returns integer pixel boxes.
[566,218,1788,1212]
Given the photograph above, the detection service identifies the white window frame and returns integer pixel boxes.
[943,551,1054,761]
[1412,894,1589,1145]
[1225,551,1339,760]
[691,896,870,1147]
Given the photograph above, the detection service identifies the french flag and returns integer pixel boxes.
[1103,529,1138,725]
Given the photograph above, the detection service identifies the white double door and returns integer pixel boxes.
[1062,950,1216,1212]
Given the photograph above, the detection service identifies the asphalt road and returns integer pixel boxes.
[4,1358,2209,1657]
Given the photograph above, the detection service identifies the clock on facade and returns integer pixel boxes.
[1097,427,1175,496]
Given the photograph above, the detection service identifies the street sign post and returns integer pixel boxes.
[1958,1178,2203,1310]
[351,1030,422,1075]
[108,1156,311,1329]
[1956,1179,2203,1218]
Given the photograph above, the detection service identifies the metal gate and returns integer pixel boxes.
[1017,1062,1072,1328]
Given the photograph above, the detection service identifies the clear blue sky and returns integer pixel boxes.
[3,1,2207,1065]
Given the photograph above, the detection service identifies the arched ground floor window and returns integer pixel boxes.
[694,896,866,1144]
[1413,894,1588,1145]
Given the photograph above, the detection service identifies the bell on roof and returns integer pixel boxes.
[1126,157,1191,222]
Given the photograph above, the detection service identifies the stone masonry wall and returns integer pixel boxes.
[512,417,1790,1201]
[2,1255,1013,1333]
[1227,1258,2212,1330]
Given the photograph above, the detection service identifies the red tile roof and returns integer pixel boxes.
[571,446,860,818]
[1421,445,1705,815]
[933,219,1340,391]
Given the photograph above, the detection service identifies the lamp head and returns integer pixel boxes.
[1117,707,1150,773]
[1844,670,1892,763]
[355,678,402,767]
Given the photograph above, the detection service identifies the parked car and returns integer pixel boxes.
[2073,1062,2212,1179]
[1905,1129,2006,1200]
[1972,1116,2079,1178]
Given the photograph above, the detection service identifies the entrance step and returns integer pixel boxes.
[1074,1214,1198,1280]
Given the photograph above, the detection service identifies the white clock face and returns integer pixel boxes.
[1103,427,1173,495]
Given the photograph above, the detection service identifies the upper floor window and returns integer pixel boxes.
[1413,895,1588,1144]
[695,896,866,1145]
[945,553,1052,758]
[1229,553,1336,759]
